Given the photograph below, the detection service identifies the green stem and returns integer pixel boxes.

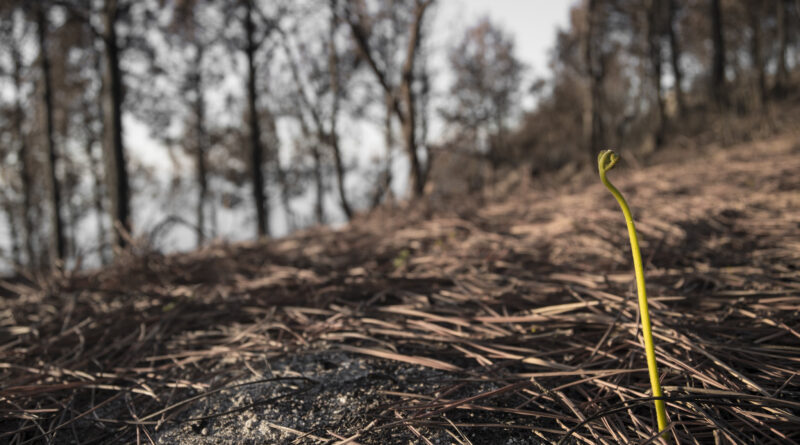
[598,150,669,438]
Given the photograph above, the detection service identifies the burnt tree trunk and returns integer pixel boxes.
[647,0,666,147]
[102,0,132,250]
[775,0,789,93]
[346,0,432,198]
[382,93,394,203]
[328,0,352,220]
[85,46,109,264]
[584,0,605,166]
[311,144,324,225]
[37,7,66,264]
[191,45,209,246]
[370,92,395,210]
[11,43,36,267]
[710,0,726,107]
[1,194,21,267]
[748,2,766,106]
[668,0,685,115]
[399,2,427,197]
[244,0,269,237]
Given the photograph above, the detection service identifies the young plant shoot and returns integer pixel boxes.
[598,150,669,437]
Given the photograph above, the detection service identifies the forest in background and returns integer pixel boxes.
[0,0,798,275]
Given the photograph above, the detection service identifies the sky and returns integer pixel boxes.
[435,0,574,84]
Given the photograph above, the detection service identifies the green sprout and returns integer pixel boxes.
[393,248,411,270]
[598,150,669,438]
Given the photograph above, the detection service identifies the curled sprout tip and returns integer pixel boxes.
[598,149,620,175]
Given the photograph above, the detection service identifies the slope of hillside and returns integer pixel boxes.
[2,135,799,444]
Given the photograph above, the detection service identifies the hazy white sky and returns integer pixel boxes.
[435,0,574,77]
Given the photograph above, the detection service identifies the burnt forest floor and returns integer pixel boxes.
[2,135,800,444]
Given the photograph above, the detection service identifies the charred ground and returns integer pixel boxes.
[2,136,799,444]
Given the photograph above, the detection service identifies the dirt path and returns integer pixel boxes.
[2,136,799,444]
